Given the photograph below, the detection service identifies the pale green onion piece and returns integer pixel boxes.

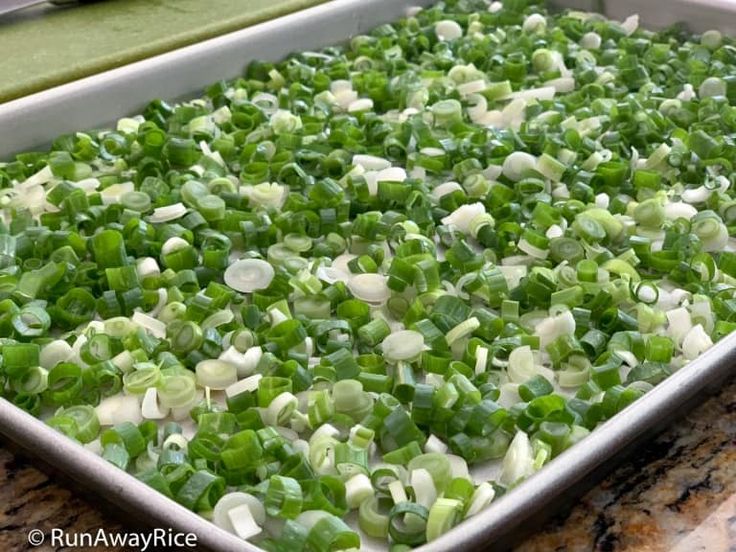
[265,392,299,426]
[426,498,462,542]
[195,359,237,390]
[699,77,726,99]
[446,317,480,346]
[345,473,374,509]
[388,479,409,505]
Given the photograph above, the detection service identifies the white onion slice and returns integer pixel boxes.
[136,257,160,279]
[218,346,249,374]
[161,236,190,256]
[621,14,639,36]
[348,98,374,112]
[457,79,487,96]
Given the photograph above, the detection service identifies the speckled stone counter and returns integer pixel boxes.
[2,380,736,551]
[518,380,736,552]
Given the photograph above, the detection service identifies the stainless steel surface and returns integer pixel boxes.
[0,0,46,16]
[0,0,80,17]
[1,1,736,551]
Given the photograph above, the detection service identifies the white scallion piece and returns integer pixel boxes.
[410,468,437,509]
[39,340,74,369]
[213,493,265,538]
[141,387,169,419]
[435,20,463,41]
[131,311,167,339]
[382,330,425,362]
[388,479,409,505]
[425,434,449,455]
[149,203,187,223]
[465,482,496,517]
[348,273,391,303]
[345,473,374,509]
[441,202,486,234]
[682,324,713,360]
[499,431,535,487]
[502,151,537,181]
[225,374,263,398]
[508,346,538,384]
[353,154,391,171]
[224,259,275,293]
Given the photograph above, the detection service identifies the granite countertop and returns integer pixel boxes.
[2,381,736,551]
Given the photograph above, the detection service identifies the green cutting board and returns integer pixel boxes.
[0,0,326,103]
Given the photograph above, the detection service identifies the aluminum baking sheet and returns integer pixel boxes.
[2,0,736,550]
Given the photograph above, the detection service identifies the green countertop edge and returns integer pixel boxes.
[0,0,327,104]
